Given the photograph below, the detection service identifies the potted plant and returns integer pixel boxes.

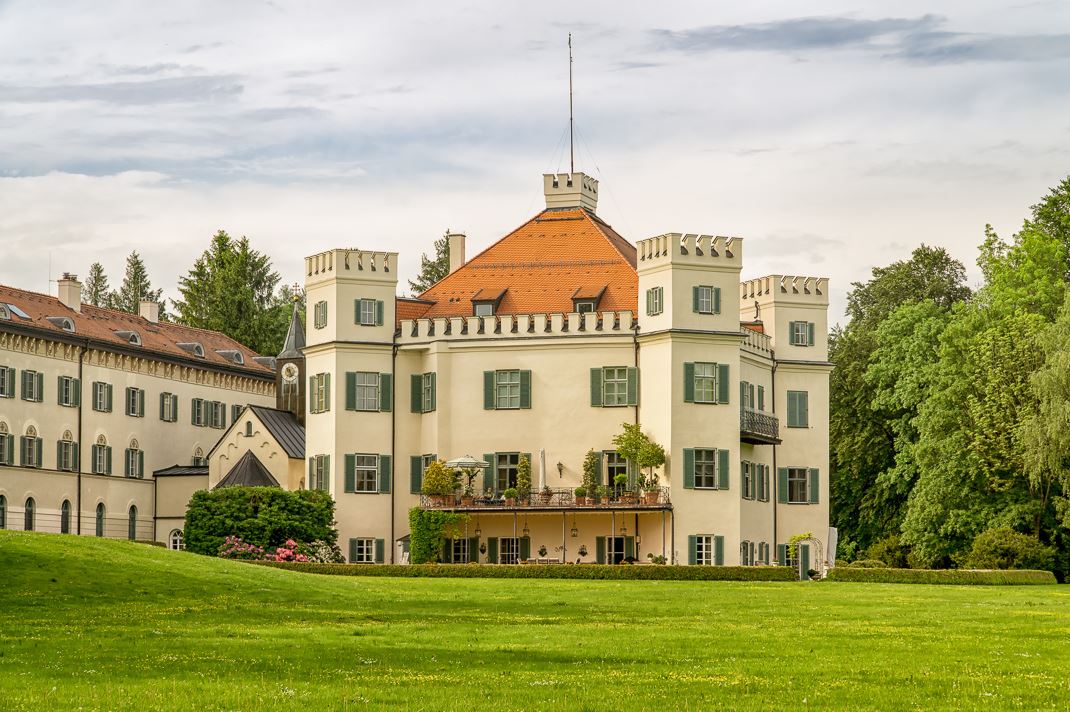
[573,486,587,506]
[612,423,667,506]
[459,467,478,506]
[581,449,600,505]
[594,485,609,505]
[615,473,637,505]
[503,487,518,506]
[642,473,661,505]
[421,460,457,507]
[538,484,554,505]
[538,545,548,557]
[646,553,667,565]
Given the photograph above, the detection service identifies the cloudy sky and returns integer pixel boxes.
[2,1,1069,321]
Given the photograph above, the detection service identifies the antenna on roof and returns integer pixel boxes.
[569,33,575,174]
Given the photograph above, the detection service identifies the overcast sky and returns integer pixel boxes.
[2,1,1069,322]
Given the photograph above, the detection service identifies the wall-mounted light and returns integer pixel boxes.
[557,462,564,477]
[635,534,642,545]
[474,517,481,538]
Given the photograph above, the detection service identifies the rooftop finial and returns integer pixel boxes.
[569,33,575,174]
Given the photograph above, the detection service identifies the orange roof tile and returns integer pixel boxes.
[0,284,272,376]
[411,208,638,319]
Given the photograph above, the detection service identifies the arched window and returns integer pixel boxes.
[92,434,112,475]
[21,425,42,469]
[192,447,205,467]
[57,431,78,472]
[61,500,71,534]
[169,529,185,551]
[0,422,12,466]
[125,439,143,479]
[0,494,6,529]
[24,497,35,531]
[128,505,138,540]
[244,421,253,437]
[95,503,105,537]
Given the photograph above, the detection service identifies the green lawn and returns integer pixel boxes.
[1,532,1067,711]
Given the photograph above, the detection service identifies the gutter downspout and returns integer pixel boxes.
[771,353,778,560]
[77,340,87,535]
[632,322,640,425]
[391,343,398,563]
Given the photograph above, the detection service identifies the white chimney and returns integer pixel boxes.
[57,273,82,313]
[448,232,466,274]
[139,300,160,324]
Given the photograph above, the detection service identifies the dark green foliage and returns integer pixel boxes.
[81,262,112,308]
[184,487,337,556]
[408,508,467,564]
[843,559,888,569]
[825,567,1055,585]
[863,534,911,569]
[408,231,450,294]
[963,528,1056,572]
[255,561,798,581]
[111,250,166,318]
[173,230,304,355]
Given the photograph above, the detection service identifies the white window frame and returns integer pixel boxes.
[126,387,144,417]
[310,454,330,491]
[605,451,628,486]
[791,321,811,346]
[696,285,715,314]
[0,434,9,466]
[693,362,717,404]
[209,401,226,429]
[693,448,717,489]
[58,376,78,407]
[602,367,628,407]
[192,398,206,426]
[169,529,185,551]
[352,537,376,563]
[314,300,328,329]
[742,461,754,500]
[92,382,110,412]
[474,302,494,317]
[647,287,663,316]
[499,537,520,565]
[357,299,377,326]
[576,301,596,314]
[23,370,41,402]
[310,373,330,413]
[452,538,470,564]
[126,448,143,478]
[495,370,521,410]
[57,439,76,472]
[695,535,714,566]
[421,373,434,413]
[93,445,110,475]
[161,393,177,423]
[0,367,13,398]
[496,452,520,492]
[741,540,754,566]
[353,454,378,493]
[353,371,379,412]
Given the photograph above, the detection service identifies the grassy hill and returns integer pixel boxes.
[1,531,1068,711]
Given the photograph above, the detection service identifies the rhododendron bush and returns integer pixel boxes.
[218,536,343,563]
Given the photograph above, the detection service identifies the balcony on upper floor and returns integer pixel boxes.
[740,407,780,445]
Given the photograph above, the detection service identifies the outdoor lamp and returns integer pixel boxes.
[635,534,642,545]
[570,526,578,538]
[557,462,564,477]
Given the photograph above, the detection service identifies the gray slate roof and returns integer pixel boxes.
[248,405,305,459]
[214,450,280,489]
[153,465,209,477]
[278,305,305,359]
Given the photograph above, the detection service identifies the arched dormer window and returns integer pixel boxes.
[125,439,144,479]
[177,342,205,358]
[215,349,245,365]
[92,435,112,476]
[24,497,35,531]
[114,330,142,346]
[0,304,9,320]
[46,316,76,332]
[95,502,105,537]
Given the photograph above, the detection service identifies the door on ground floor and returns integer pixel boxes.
[596,535,635,564]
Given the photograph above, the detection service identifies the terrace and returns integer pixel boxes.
[419,485,671,511]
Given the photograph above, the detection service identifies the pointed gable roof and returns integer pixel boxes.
[408,207,637,320]
[278,304,305,359]
[214,450,280,489]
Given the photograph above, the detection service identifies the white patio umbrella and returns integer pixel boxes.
[444,455,490,470]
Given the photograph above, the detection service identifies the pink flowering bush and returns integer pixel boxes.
[218,536,267,560]
[271,539,309,563]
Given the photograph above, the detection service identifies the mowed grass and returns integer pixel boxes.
[1,532,1068,711]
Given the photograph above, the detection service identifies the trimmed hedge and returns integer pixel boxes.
[825,566,1056,585]
[253,562,798,581]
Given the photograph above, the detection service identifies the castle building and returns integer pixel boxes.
[0,171,832,571]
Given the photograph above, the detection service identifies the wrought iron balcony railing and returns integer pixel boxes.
[419,486,671,510]
[740,407,781,445]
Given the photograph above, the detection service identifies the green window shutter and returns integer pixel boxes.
[410,456,423,494]
[57,376,64,404]
[483,371,495,409]
[105,446,112,475]
[349,539,357,563]
[21,370,30,399]
[777,544,787,566]
[36,372,44,401]
[593,450,603,483]
[520,536,531,560]
[519,370,531,409]
[683,363,695,403]
[757,385,765,411]
[808,468,820,504]
[688,535,697,565]
[800,544,811,579]
[107,385,113,412]
[787,392,798,427]
[344,454,355,493]
[138,451,145,478]
[324,456,331,487]
[624,536,635,560]
[354,299,361,324]
[596,536,606,564]
[56,440,63,469]
[379,373,393,412]
[807,322,815,346]
[468,537,478,563]
[717,449,729,490]
[375,538,385,564]
[346,372,357,411]
[308,457,314,485]
[91,445,99,473]
[740,461,746,499]
[788,321,798,345]
[160,393,166,420]
[713,287,721,314]
[692,286,700,313]
[308,377,316,413]
[375,300,385,326]
[800,392,809,427]
[682,448,695,489]
[429,372,436,412]
[378,455,392,493]
[483,453,495,494]
[73,444,79,471]
[645,289,653,316]
[124,448,132,476]
[411,374,424,413]
[172,395,179,421]
[714,536,724,566]
[72,378,80,405]
[487,537,498,564]
[756,465,764,501]
[590,367,603,407]
[324,373,331,412]
[739,381,746,409]
[626,367,638,406]
[717,364,730,404]
[777,468,789,504]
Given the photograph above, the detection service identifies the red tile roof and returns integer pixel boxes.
[406,208,638,320]
[0,284,272,376]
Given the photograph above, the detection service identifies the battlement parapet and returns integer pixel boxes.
[305,249,398,284]
[741,274,829,305]
[636,233,743,269]
[397,310,635,345]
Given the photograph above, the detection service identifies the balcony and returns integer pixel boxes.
[420,486,672,511]
[740,407,780,445]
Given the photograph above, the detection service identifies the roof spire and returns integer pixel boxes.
[278,302,305,359]
[569,33,575,174]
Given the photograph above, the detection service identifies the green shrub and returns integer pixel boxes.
[844,559,888,568]
[963,528,1056,572]
[408,508,467,564]
[184,487,337,556]
[825,567,1056,585]
[253,562,798,581]
[421,460,457,497]
[864,535,910,568]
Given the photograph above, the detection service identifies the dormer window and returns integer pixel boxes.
[474,303,494,317]
[215,349,244,365]
[177,342,205,358]
[0,304,9,320]
[46,316,75,332]
[575,301,596,314]
[252,356,277,370]
[114,330,142,346]
[3,303,30,320]
[471,287,507,318]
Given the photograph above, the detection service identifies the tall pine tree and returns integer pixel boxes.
[408,231,451,294]
[81,262,112,308]
[111,251,165,317]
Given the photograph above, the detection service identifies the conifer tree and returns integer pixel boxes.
[111,251,165,318]
[408,231,451,294]
[81,262,112,308]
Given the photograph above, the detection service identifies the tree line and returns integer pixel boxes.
[80,230,303,356]
[832,176,1070,577]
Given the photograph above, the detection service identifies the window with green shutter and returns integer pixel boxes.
[57,376,80,407]
[378,455,392,493]
[645,287,663,316]
[485,370,532,409]
[787,390,809,428]
[591,366,638,407]
[0,366,15,398]
[780,466,817,504]
[410,372,436,413]
[344,453,386,493]
[308,454,330,491]
[355,298,384,326]
[683,448,729,490]
[684,362,729,404]
[310,372,331,413]
[690,534,721,565]
[410,454,436,494]
[789,321,816,346]
[20,370,43,402]
[313,300,328,329]
[692,285,721,314]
